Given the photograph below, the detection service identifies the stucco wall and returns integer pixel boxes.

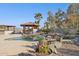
[4,31,13,35]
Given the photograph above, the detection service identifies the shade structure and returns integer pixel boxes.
[20,22,39,29]
[20,22,39,34]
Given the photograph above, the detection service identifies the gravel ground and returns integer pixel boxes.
[53,43,79,56]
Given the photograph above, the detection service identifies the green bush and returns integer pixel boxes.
[31,35,36,38]
[63,28,69,35]
[42,29,50,34]
[36,35,44,42]
[76,29,79,35]
[77,29,79,32]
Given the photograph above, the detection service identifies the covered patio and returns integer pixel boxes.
[20,22,39,34]
[0,25,16,34]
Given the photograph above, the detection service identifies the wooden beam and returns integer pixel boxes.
[23,26,26,34]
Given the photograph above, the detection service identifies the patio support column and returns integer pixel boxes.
[23,26,26,34]
[7,26,9,31]
[32,26,33,34]
[13,27,15,32]
[28,26,30,34]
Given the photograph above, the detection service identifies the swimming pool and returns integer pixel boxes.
[5,36,34,41]
[5,35,45,42]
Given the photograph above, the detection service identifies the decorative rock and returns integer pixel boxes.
[54,41,62,49]
[49,44,57,54]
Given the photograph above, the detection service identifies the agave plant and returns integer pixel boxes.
[35,35,51,55]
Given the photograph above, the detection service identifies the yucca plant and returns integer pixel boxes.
[38,44,49,55]
[35,36,49,55]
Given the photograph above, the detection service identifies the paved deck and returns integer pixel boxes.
[0,34,37,56]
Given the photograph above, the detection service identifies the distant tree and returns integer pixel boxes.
[55,9,66,28]
[67,4,79,32]
[44,21,49,30]
[47,11,55,29]
[55,9,66,21]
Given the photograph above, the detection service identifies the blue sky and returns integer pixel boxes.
[0,3,69,28]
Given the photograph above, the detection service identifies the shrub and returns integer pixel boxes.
[33,35,44,42]
[35,39,50,55]
[77,29,79,34]
[63,28,69,35]
[42,29,50,34]
[77,29,79,32]
[31,35,36,38]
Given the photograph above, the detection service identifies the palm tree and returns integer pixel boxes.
[34,13,43,25]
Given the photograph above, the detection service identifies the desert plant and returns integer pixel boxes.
[77,29,79,32]
[77,29,79,35]
[35,35,44,42]
[38,44,49,55]
[31,35,36,38]
[35,38,50,55]
[42,29,50,34]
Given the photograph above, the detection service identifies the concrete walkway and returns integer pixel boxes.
[0,34,37,56]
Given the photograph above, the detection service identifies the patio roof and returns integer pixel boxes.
[0,25,16,27]
[20,22,39,26]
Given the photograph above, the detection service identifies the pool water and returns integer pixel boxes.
[5,35,45,41]
[5,37,34,41]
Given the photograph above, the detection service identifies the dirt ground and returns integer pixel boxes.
[53,42,79,56]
